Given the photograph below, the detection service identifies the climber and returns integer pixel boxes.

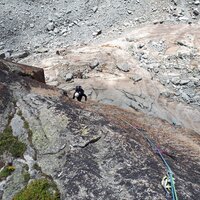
[73,86,87,102]
[161,174,175,195]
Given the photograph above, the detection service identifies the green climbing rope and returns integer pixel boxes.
[119,117,178,200]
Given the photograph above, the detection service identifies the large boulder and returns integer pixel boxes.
[0,59,45,83]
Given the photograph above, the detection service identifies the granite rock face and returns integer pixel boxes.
[25,24,200,135]
[0,60,200,199]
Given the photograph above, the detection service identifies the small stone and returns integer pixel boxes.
[116,63,130,72]
[179,79,190,85]
[187,81,195,87]
[0,50,13,59]
[184,89,196,98]
[172,0,178,5]
[82,74,89,79]
[174,65,182,69]
[46,22,55,31]
[181,93,190,101]
[35,48,48,53]
[132,75,142,82]
[142,54,148,59]
[48,16,53,22]
[92,29,102,37]
[194,79,200,86]
[68,23,74,28]
[137,43,145,49]
[154,68,159,73]
[152,8,157,12]
[193,8,199,15]
[30,23,34,28]
[0,52,5,59]
[123,22,130,27]
[193,95,200,102]
[171,77,180,85]
[74,70,83,79]
[96,67,103,72]
[11,51,29,59]
[55,12,62,18]
[73,20,79,26]
[54,28,59,34]
[89,60,99,69]
[153,20,159,24]
[65,73,73,81]
[135,18,139,22]
[126,37,135,42]
[61,28,67,35]
[66,10,72,14]
[179,16,189,21]
[92,6,98,13]
[29,169,37,178]
[48,81,58,87]
[194,1,200,5]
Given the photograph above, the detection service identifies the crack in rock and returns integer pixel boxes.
[40,144,67,156]
[72,136,101,148]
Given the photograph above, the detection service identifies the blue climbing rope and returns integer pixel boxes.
[119,117,178,200]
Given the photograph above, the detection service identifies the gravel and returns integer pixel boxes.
[1,0,199,53]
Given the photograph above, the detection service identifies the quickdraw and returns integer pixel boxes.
[161,174,175,195]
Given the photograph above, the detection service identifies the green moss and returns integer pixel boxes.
[23,172,30,183]
[0,165,15,181]
[23,119,33,140]
[0,126,26,158]
[32,163,41,171]
[13,179,60,200]
[17,110,22,117]
[17,110,33,138]
[22,165,30,183]
[24,121,29,130]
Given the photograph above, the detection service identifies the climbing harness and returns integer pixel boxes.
[118,117,179,200]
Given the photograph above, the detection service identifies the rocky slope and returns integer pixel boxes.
[1,0,200,55]
[0,59,200,199]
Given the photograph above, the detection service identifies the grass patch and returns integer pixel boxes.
[17,110,33,138]
[13,179,60,200]
[23,119,33,140]
[0,126,26,158]
[0,165,15,181]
